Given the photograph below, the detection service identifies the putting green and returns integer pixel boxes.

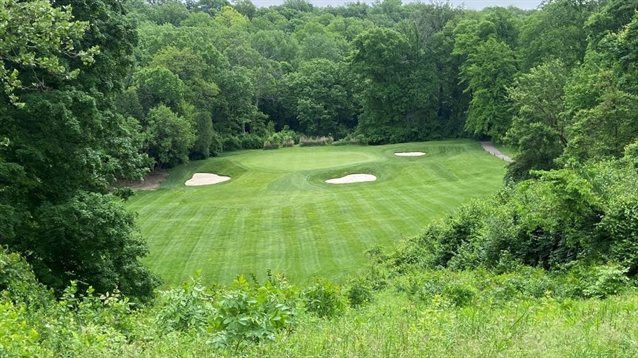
[239,147,377,172]
[127,140,507,286]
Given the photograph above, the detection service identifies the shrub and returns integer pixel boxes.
[401,163,638,275]
[299,136,334,147]
[263,127,298,150]
[210,274,299,348]
[263,129,296,149]
[223,135,242,152]
[570,263,630,299]
[0,247,54,308]
[239,133,264,150]
[263,141,279,150]
[154,273,215,334]
[0,301,46,357]
[443,283,476,307]
[302,280,347,318]
[346,278,373,308]
[386,234,436,275]
[597,197,638,274]
[333,133,367,146]
[395,271,477,308]
[279,125,298,144]
[432,202,488,268]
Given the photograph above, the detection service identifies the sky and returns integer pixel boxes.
[252,0,544,10]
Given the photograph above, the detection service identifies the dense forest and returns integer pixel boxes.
[1,0,638,355]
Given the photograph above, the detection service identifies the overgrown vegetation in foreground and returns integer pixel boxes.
[3,145,638,356]
[3,248,638,357]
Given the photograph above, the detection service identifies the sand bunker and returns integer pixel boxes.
[395,152,426,157]
[325,174,377,184]
[185,173,231,186]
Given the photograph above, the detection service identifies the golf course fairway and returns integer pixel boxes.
[126,140,507,285]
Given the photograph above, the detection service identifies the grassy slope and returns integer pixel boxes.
[124,288,638,357]
[239,292,638,357]
[127,140,506,285]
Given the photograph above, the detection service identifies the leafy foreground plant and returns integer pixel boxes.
[154,272,300,349]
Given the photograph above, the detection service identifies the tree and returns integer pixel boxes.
[563,63,638,161]
[459,37,517,141]
[29,192,159,299]
[561,11,638,162]
[134,66,186,113]
[506,60,569,181]
[251,30,299,63]
[350,27,438,143]
[517,0,599,72]
[410,3,467,137]
[250,30,297,124]
[191,112,214,159]
[299,33,349,62]
[194,0,230,15]
[282,0,313,13]
[115,88,146,123]
[233,0,256,19]
[0,0,158,302]
[149,46,219,112]
[145,105,196,168]
[0,0,98,106]
[281,59,358,136]
[212,68,262,136]
[453,19,518,141]
[585,0,638,48]
[147,0,190,26]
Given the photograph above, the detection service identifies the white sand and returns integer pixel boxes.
[395,152,426,157]
[325,174,377,184]
[185,173,231,186]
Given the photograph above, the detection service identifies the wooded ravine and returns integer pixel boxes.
[1,0,638,355]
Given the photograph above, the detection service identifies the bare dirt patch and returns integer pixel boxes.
[325,174,377,184]
[185,173,231,186]
[395,152,426,157]
[116,170,168,191]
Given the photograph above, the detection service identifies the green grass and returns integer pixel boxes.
[126,140,506,286]
[235,291,638,358]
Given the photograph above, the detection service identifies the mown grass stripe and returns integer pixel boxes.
[207,208,239,282]
[332,213,369,277]
[315,199,355,268]
[180,205,223,280]
[257,206,286,277]
[337,190,382,248]
[293,204,322,278]
[279,206,299,280]
[147,203,203,284]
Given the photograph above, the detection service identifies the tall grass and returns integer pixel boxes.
[238,291,638,357]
